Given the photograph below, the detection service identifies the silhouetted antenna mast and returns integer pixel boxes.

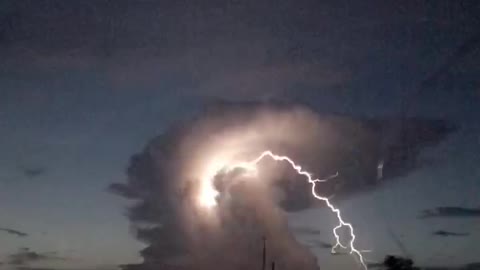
[262,236,266,270]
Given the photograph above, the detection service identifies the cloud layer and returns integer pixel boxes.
[5,248,66,266]
[419,207,480,218]
[432,230,469,237]
[0,227,28,237]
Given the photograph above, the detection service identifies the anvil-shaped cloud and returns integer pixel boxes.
[110,101,455,270]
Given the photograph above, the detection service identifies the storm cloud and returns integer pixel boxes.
[3,1,477,108]
[110,101,454,270]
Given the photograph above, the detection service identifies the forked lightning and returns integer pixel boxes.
[202,150,368,269]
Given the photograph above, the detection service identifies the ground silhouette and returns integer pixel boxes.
[383,255,420,270]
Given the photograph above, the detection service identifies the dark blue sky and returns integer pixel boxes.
[0,1,479,270]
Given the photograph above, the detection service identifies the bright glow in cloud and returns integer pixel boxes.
[198,150,368,269]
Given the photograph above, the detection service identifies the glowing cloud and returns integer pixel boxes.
[199,150,368,269]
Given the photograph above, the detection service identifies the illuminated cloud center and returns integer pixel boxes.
[198,158,257,208]
[198,183,219,208]
[197,150,368,269]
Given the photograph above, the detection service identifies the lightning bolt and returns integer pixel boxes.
[207,150,368,269]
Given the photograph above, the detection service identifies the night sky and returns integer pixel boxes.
[1,1,479,270]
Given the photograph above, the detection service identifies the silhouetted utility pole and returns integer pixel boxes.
[262,236,266,270]
[271,261,275,270]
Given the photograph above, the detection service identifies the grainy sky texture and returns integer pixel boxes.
[0,1,479,270]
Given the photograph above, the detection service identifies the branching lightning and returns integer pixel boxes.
[200,150,368,270]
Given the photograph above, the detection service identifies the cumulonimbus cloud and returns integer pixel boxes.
[110,101,454,270]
